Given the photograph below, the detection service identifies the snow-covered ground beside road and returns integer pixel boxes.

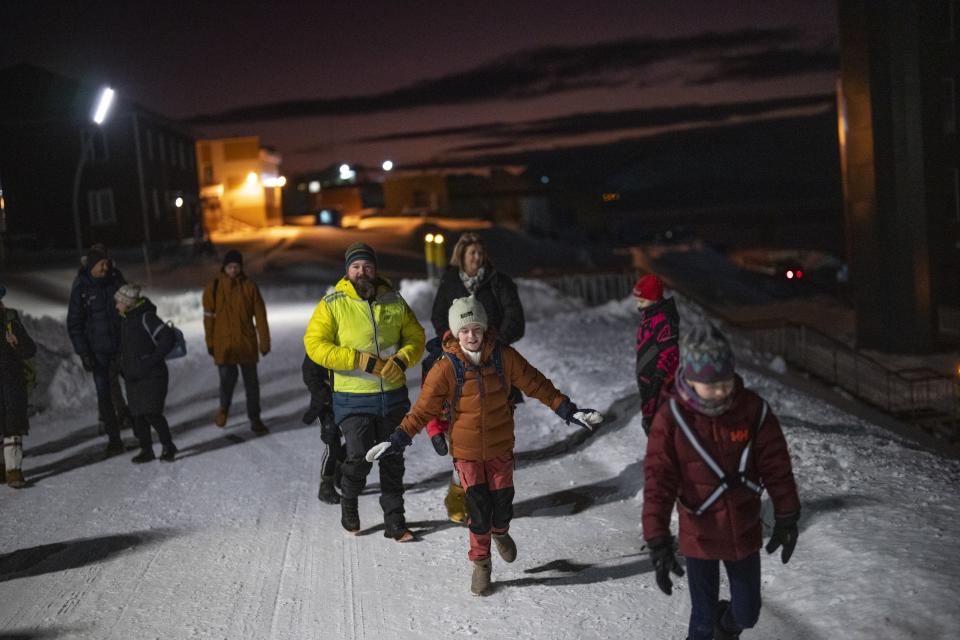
[2,279,959,639]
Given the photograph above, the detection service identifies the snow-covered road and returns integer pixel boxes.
[2,280,958,639]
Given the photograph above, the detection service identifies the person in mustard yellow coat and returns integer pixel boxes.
[203,250,271,433]
[304,242,425,541]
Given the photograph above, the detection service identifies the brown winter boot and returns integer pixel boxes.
[444,482,467,523]
[214,407,228,428]
[492,533,517,563]
[250,417,269,434]
[6,468,26,489]
[470,558,492,595]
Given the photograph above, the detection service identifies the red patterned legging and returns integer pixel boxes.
[454,454,515,561]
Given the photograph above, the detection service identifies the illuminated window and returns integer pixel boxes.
[88,189,116,225]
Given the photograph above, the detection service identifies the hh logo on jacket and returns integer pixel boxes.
[729,430,750,443]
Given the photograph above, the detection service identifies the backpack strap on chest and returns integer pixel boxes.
[669,397,768,516]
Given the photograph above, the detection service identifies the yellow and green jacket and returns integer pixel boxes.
[304,276,425,402]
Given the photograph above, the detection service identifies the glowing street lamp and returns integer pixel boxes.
[423,232,447,280]
[72,85,115,253]
[174,196,184,208]
[382,160,394,171]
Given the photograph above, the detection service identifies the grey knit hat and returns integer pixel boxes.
[680,322,736,383]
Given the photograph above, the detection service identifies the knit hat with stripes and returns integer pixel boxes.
[680,322,735,383]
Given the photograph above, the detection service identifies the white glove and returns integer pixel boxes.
[365,442,392,462]
[573,410,604,431]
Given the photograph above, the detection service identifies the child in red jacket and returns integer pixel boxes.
[643,323,800,640]
[633,274,679,434]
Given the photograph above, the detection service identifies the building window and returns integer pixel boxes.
[202,164,214,184]
[87,189,116,225]
[944,78,957,135]
[81,129,109,162]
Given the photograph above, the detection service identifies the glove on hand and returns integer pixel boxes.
[80,353,95,372]
[648,536,685,596]
[425,418,449,456]
[765,512,800,564]
[301,407,319,425]
[555,399,603,431]
[379,354,408,385]
[319,410,340,445]
[355,351,386,376]
[365,429,412,462]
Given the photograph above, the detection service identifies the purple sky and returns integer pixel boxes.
[4,1,839,173]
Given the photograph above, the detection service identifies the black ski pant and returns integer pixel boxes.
[133,413,174,451]
[338,409,406,529]
[218,364,260,418]
[92,352,128,439]
[320,437,344,481]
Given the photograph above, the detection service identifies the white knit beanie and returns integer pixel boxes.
[114,283,142,306]
[448,296,487,336]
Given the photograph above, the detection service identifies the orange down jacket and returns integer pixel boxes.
[202,272,270,366]
[399,332,567,461]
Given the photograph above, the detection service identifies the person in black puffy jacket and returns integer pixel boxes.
[66,245,131,454]
[115,284,178,464]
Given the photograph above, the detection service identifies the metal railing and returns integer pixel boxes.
[535,270,960,440]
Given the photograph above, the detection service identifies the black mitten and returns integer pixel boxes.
[430,433,448,456]
[319,411,340,445]
[765,512,800,564]
[648,536,685,596]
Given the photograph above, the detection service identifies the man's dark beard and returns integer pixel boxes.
[353,275,377,300]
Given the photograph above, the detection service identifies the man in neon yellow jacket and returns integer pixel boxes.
[304,242,425,540]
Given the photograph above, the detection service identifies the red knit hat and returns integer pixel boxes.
[633,274,663,301]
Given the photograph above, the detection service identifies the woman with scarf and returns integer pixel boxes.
[427,232,525,523]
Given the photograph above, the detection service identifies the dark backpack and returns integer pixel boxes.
[142,313,187,360]
[441,343,507,422]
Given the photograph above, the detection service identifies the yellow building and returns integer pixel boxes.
[196,136,284,231]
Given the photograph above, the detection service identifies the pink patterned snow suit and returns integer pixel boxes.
[635,297,680,429]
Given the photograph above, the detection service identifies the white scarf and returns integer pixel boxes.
[459,266,486,294]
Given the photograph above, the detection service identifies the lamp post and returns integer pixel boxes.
[71,86,115,255]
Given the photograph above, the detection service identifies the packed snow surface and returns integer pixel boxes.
[2,280,958,639]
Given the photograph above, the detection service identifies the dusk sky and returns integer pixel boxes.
[4,1,839,173]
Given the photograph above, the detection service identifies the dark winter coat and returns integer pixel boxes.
[635,297,680,418]
[1,308,37,437]
[301,354,332,415]
[202,272,270,366]
[66,265,127,356]
[642,376,800,561]
[118,299,174,416]
[399,330,567,461]
[430,266,524,345]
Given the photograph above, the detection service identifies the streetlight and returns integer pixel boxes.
[382,160,394,171]
[72,86,115,254]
